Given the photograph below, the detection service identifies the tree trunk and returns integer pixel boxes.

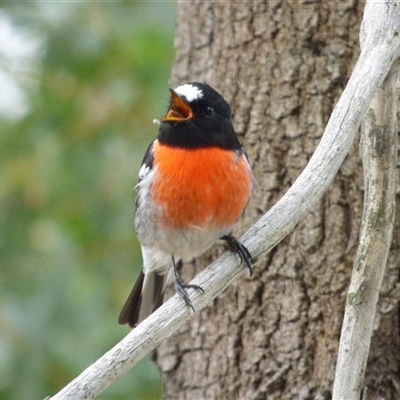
[155,2,400,399]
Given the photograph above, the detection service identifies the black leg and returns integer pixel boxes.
[171,256,204,312]
[222,235,254,276]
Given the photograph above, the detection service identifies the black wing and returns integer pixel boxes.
[137,140,155,182]
[135,140,155,210]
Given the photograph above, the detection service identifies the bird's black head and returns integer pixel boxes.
[158,82,242,150]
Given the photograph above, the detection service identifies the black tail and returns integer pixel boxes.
[118,271,165,328]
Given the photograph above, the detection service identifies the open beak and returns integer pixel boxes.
[161,89,193,122]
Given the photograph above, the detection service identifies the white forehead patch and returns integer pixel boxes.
[175,84,203,102]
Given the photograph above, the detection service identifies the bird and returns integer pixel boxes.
[118,82,253,328]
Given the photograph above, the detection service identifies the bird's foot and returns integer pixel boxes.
[222,235,254,276]
[171,256,204,312]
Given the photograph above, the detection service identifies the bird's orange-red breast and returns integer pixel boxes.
[119,82,253,328]
[152,143,252,230]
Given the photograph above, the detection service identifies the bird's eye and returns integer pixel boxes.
[202,106,215,118]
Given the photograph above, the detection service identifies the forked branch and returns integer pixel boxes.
[48,1,400,399]
[332,6,400,396]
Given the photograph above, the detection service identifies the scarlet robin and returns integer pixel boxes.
[119,82,253,328]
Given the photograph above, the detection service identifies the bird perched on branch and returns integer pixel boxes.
[118,82,253,328]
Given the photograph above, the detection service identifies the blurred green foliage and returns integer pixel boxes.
[0,2,176,399]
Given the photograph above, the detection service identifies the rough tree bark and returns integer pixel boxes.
[156,2,400,399]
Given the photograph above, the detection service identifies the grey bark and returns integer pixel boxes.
[157,2,400,399]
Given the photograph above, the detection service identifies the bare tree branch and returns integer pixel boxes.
[332,6,400,398]
[47,2,400,399]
